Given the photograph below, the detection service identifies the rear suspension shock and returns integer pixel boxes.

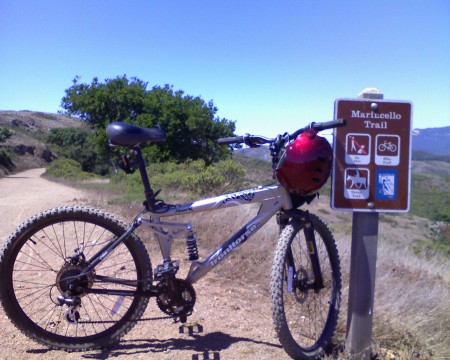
[185,233,199,261]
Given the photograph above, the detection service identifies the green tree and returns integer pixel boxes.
[46,127,109,174]
[61,76,235,164]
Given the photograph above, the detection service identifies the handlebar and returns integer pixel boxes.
[217,134,272,147]
[217,118,347,146]
[216,135,247,145]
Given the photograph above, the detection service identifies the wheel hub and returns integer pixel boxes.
[293,268,309,303]
[56,264,94,295]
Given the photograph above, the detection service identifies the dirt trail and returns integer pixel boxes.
[0,168,88,240]
[0,169,292,360]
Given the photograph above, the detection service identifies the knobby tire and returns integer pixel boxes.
[271,214,341,359]
[0,206,152,351]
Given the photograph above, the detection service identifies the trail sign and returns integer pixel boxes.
[331,98,412,212]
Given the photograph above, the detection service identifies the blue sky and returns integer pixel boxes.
[1,1,449,137]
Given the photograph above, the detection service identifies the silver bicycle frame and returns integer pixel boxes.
[138,185,293,284]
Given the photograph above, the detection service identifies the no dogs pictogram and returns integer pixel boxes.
[345,133,371,165]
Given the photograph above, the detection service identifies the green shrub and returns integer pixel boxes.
[44,158,95,180]
[46,127,110,175]
[412,223,450,258]
[0,127,13,142]
[109,159,246,203]
[410,173,450,222]
[412,151,450,163]
[0,148,15,170]
[174,159,240,194]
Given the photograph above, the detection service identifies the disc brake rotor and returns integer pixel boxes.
[294,268,309,303]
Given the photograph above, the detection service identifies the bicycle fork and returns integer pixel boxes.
[285,210,324,293]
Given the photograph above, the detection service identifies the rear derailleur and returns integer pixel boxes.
[55,248,93,324]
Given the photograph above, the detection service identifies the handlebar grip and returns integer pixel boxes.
[217,136,245,145]
[312,118,347,131]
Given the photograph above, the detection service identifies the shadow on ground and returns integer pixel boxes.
[27,325,282,359]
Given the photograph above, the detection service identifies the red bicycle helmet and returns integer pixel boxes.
[275,129,332,195]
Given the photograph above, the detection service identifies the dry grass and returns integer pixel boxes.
[371,231,449,359]
[93,189,449,359]
[332,212,450,359]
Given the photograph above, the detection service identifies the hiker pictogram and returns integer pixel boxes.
[376,169,398,200]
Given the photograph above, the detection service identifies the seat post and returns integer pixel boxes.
[133,146,156,209]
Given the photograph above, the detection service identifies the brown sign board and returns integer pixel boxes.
[331,99,412,212]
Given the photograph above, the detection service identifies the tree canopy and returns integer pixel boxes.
[61,76,236,164]
[46,127,109,175]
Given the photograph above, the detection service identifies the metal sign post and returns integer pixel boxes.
[346,211,379,359]
[331,88,412,358]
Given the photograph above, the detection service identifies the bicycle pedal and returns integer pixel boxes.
[179,322,203,335]
[154,260,179,279]
[173,314,187,324]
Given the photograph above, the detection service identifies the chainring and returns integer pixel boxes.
[156,278,196,319]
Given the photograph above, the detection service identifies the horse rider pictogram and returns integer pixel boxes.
[346,170,367,189]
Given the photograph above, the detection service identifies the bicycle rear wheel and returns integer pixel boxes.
[271,213,341,359]
[0,206,152,351]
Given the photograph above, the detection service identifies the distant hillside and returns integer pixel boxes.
[235,126,450,160]
[1,110,449,177]
[235,145,271,161]
[412,126,450,155]
[0,110,82,176]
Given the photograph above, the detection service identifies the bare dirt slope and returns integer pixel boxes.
[0,169,292,360]
[0,111,82,177]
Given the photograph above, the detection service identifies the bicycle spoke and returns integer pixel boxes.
[23,239,61,270]
[271,215,341,358]
[1,206,151,350]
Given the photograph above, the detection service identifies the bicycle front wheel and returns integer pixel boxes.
[0,206,152,351]
[271,214,341,359]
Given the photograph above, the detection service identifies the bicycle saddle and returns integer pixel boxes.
[106,122,167,146]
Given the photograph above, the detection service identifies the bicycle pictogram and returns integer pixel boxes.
[378,140,397,153]
[375,135,400,166]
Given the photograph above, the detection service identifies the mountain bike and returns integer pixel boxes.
[0,118,345,359]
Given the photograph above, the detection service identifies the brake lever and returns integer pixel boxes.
[270,133,289,171]
[243,134,260,148]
